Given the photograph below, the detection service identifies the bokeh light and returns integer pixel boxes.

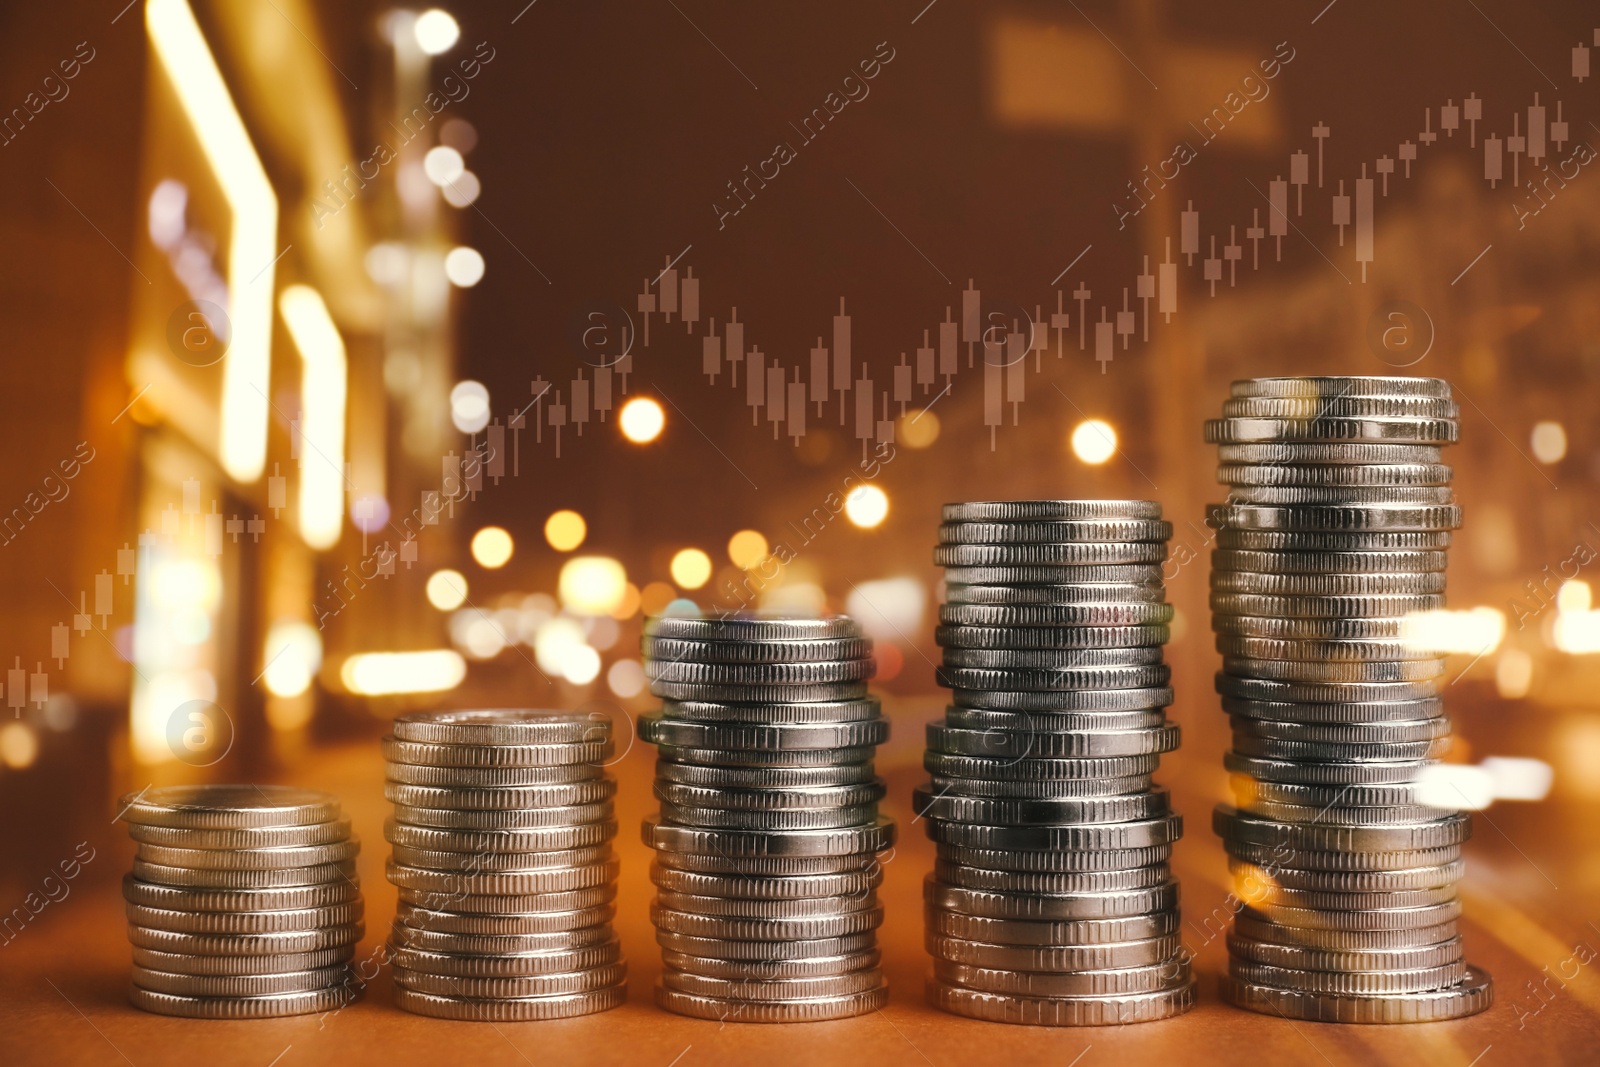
[899,410,940,449]
[559,556,628,615]
[0,722,38,769]
[619,397,665,443]
[261,621,322,699]
[670,548,713,589]
[412,9,461,54]
[1071,419,1118,464]
[444,246,485,287]
[727,529,769,569]
[545,510,587,552]
[425,569,468,610]
[607,659,646,698]
[449,379,490,433]
[422,145,464,186]
[844,485,889,528]
[1530,420,1567,464]
[639,581,677,617]
[470,526,514,568]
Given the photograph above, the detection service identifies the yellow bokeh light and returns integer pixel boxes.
[619,397,666,443]
[670,548,713,589]
[844,485,889,529]
[727,530,769,569]
[545,510,587,552]
[425,569,469,611]
[640,581,677,617]
[559,556,628,615]
[0,722,38,769]
[610,582,642,620]
[899,410,940,449]
[1071,419,1118,464]
[470,526,514,569]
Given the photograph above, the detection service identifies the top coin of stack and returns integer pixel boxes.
[640,613,895,1023]
[1205,376,1493,1023]
[117,785,365,1018]
[382,708,626,1021]
[921,501,1196,1026]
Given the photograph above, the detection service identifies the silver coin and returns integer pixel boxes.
[124,818,353,849]
[945,583,1164,607]
[655,760,876,789]
[652,849,879,878]
[1226,485,1453,506]
[131,945,355,976]
[924,815,1182,852]
[1231,915,1458,950]
[652,743,876,768]
[660,968,884,1001]
[644,613,861,642]
[645,657,874,686]
[654,890,877,920]
[1213,529,1452,551]
[390,924,614,955]
[1227,858,1465,893]
[392,801,615,831]
[1234,883,1458,911]
[645,635,873,664]
[1216,675,1441,703]
[133,840,360,871]
[940,708,1167,733]
[1223,696,1443,723]
[639,714,889,751]
[1216,807,1470,851]
[1212,570,1447,596]
[392,708,609,746]
[932,861,1173,895]
[1223,840,1462,874]
[1217,462,1452,487]
[926,724,1180,759]
[396,902,617,939]
[1211,591,1445,618]
[941,603,1174,627]
[655,986,886,1022]
[940,646,1164,669]
[950,688,1175,712]
[649,864,881,900]
[388,940,623,977]
[641,816,895,857]
[650,903,883,941]
[131,963,352,997]
[383,820,617,853]
[656,801,879,832]
[941,500,1164,522]
[1226,931,1465,971]
[1227,376,1452,400]
[1212,615,1407,640]
[1222,659,1445,685]
[937,844,1173,874]
[926,932,1182,971]
[1221,394,1460,420]
[384,762,612,789]
[655,779,886,811]
[1220,964,1491,1023]
[1211,548,1447,574]
[128,985,358,1019]
[660,697,880,724]
[393,962,628,998]
[925,752,1161,781]
[925,877,1178,920]
[393,985,626,1020]
[1230,717,1449,744]
[1216,636,1440,662]
[1239,901,1461,932]
[1203,416,1458,444]
[1229,958,1468,995]
[383,780,614,810]
[655,931,875,961]
[1209,503,1462,532]
[124,901,362,935]
[396,884,616,915]
[661,948,880,980]
[120,874,360,912]
[382,736,612,769]
[1235,800,1449,826]
[649,680,870,703]
[933,959,1181,997]
[927,976,1196,1025]
[1217,442,1445,465]
[385,859,619,896]
[389,844,611,873]
[938,519,1172,544]
[936,624,1170,650]
[912,786,1168,826]
[928,773,1156,799]
[1229,735,1448,762]
[116,785,340,830]
[942,564,1165,586]
[126,924,363,955]
[1228,779,1425,807]
[936,664,1172,692]
[935,542,1168,567]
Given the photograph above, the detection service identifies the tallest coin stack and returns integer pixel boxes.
[1205,376,1493,1022]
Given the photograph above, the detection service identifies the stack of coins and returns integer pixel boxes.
[639,613,895,1022]
[117,785,365,1018]
[382,709,626,1020]
[1205,375,1493,1022]
[920,501,1195,1026]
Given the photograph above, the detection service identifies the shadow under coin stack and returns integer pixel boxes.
[117,785,364,1018]
[382,709,626,1020]
[921,501,1194,1025]
[1205,375,1493,1022]
[640,613,895,1022]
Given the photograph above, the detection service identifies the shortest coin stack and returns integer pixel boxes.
[641,613,895,1022]
[382,709,626,1021]
[117,785,365,1018]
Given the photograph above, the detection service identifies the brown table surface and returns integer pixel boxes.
[5,729,1599,1067]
